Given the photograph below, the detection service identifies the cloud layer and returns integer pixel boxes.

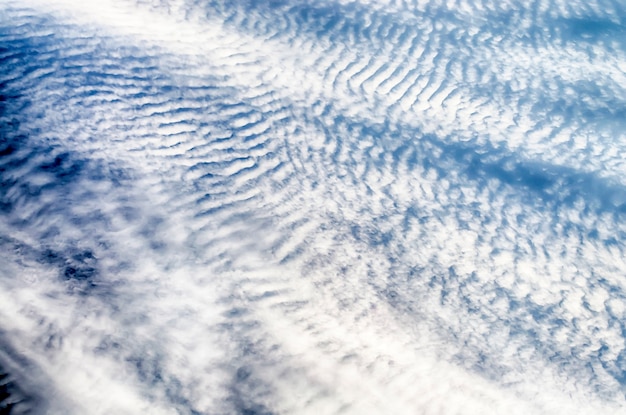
[1,0,626,413]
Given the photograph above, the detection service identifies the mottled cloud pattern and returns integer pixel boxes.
[1,0,626,413]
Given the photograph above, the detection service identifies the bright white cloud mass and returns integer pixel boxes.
[1,0,626,413]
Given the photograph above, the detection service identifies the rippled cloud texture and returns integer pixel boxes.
[1,0,626,413]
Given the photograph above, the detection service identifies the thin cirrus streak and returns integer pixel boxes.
[1,0,626,413]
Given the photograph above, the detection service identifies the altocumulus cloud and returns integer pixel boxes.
[1,0,626,414]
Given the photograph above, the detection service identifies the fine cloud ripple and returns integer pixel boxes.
[1,1,626,414]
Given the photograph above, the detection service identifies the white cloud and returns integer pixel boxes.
[1,0,626,414]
